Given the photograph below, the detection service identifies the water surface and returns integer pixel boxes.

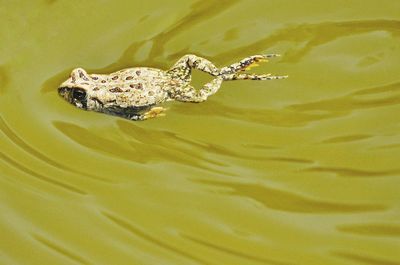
[1,1,400,264]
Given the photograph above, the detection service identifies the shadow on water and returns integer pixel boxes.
[195,179,386,213]
[171,100,337,127]
[117,120,314,164]
[52,119,315,175]
[53,120,232,176]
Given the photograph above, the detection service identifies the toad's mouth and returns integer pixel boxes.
[58,87,88,109]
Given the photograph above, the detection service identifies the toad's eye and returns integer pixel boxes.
[72,89,86,101]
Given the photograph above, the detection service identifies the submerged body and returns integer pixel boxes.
[58,54,287,120]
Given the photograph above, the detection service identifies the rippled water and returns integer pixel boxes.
[1,1,400,264]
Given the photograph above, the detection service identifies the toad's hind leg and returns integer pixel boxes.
[173,77,224,103]
[222,73,288,81]
[167,54,220,83]
[220,54,281,75]
[167,54,282,82]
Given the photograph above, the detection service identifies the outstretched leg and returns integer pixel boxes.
[173,77,223,103]
[167,54,282,82]
[171,71,287,103]
[168,54,287,103]
[220,54,281,75]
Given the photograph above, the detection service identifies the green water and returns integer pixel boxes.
[1,1,400,264]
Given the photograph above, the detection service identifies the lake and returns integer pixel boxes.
[0,1,399,264]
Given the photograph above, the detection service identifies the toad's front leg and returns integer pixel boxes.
[142,106,167,120]
[129,107,167,121]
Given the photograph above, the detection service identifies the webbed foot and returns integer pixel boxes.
[242,54,281,71]
[220,54,281,74]
[142,107,167,120]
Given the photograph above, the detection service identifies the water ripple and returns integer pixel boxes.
[171,101,335,127]
[53,121,141,162]
[321,134,373,144]
[120,0,241,65]
[332,251,400,265]
[102,211,212,265]
[372,143,400,150]
[0,151,87,195]
[0,65,9,95]
[214,19,400,63]
[267,157,314,164]
[157,77,398,128]
[337,223,400,238]
[117,120,225,166]
[118,120,310,164]
[196,180,386,213]
[41,0,240,94]
[182,234,293,265]
[41,18,400,98]
[288,81,400,114]
[33,233,91,265]
[0,116,112,183]
[53,120,230,176]
[304,166,400,178]
[2,1,399,264]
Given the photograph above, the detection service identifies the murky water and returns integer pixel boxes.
[1,1,400,264]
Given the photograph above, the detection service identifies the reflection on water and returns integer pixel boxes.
[1,0,400,264]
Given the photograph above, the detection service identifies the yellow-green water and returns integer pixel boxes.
[1,1,400,264]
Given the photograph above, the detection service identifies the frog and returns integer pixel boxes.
[58,54,287,120]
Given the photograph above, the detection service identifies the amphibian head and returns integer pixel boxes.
[57,67,171,120]
[58,68,93,110]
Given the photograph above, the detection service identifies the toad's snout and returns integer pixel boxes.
[58,86,67,95]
